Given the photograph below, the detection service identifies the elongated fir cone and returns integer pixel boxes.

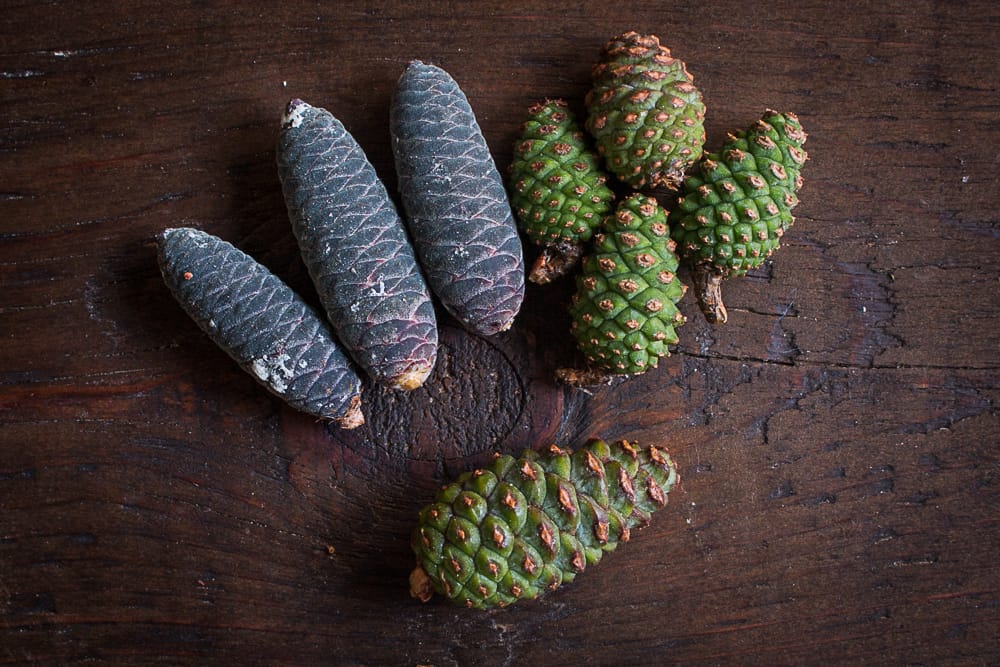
[669,110,808,323]
[586,31,706,191]
[509,99,614,284]
[410,438,678,609]
[391,60,525,336]
[157,228,364,427]
[564,194,686,380]
[277,100,438,391]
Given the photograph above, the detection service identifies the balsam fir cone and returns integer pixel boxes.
[508,99,614,284]
[157,228,364,428]
[586,31,706,191]
[670,110,808,323]
[410,438,678,609]
[391,60,525,336]
[560,194,686,384]
[277,99,438,391]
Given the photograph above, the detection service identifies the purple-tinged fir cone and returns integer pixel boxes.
[157,227,364,428]
[390,61,525,336]
[277,99,438,391]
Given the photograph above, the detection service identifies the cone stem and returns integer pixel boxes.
[554,366,618,387]
[528,240,584,285]
[409,564,434,602]
[692,265,728,324]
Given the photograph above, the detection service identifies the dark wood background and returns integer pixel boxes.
[2,1,998,664]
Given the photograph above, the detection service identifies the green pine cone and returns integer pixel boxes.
[509,99,614,248]
[410,438,678,609]
[567,194,686,376]
[585,31,706,191]
[670,110,808,276]
[509,99,615,283]
[669,110,808,323]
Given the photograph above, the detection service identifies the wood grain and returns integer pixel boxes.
[2,1,999,664]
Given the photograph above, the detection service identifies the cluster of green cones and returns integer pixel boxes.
[411,31,811,611]
[508,31,809,382]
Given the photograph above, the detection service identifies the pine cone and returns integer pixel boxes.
[277,99,438,390]
[157,228,364,427]
[410,438,678,609]
[566,194,686,378]
[509,99,614,284]
[670,110,808,322]
[586,32,706,191]
[391,60,525,336]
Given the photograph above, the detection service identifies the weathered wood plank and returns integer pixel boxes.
[2,1,998,665]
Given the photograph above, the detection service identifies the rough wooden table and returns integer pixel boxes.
[2,2,998,665]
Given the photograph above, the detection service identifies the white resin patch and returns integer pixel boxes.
[283,101,309,129]
[252,352,294,393]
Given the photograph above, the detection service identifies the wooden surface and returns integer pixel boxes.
[2,2,999,664]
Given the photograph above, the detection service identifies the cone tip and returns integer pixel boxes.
[282,98,311,129]
[391,363,433,392]
[333,394,365,429]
